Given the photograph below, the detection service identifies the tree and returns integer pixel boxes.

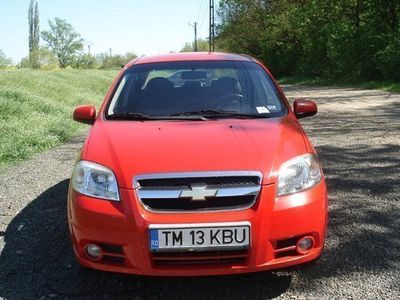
[41,18,84,68]
[19,48,58,69]
[0,50,13,67]
[216,0,400,81]
[96,52,138,69]
[28,0,40,67]
[180,39,210,52]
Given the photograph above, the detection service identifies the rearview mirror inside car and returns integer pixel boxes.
[181,71,208,80]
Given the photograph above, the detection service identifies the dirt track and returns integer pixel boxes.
[0,85,399,299]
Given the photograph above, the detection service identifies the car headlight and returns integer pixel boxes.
[277,153,322,196]
[71,160,120,201]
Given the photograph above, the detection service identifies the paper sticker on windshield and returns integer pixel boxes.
[256,106,270,114]
[267,105,278,110]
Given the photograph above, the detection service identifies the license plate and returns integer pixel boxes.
[149,222,250,251]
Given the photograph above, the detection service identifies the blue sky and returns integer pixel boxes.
[0,0,215,63]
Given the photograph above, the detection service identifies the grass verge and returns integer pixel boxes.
[279,76,400,93]
[0,68,118,170]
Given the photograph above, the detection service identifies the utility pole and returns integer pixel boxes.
[87,41,93,55]
[209,0,215,52]
[194,22,198,52]
[189,22,198,52]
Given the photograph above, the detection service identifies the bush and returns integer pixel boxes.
[72,54,98,69]
[32,48,58,69]
[97,52,137,69]
[0,49,13,68]
[377,35,400,80]
[19,47,58,70]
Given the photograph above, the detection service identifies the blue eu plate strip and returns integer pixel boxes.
[149,229,159,250]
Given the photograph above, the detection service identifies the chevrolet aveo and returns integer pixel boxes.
[68,52,328,276]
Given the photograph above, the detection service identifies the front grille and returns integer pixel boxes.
[142,195,255,211]
[134,171,262,212]
[152,249,248,266]
[138,176,260,188]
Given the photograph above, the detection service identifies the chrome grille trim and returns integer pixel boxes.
[133,171,263,213]
[137,185,260,199]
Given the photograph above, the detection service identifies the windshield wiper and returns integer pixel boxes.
[107,112,207,121]
[107,112,155,120]
[170,109,270,119]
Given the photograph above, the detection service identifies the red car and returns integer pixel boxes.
[68,52,328,276]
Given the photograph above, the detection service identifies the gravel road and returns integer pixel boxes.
[0,85,399,299]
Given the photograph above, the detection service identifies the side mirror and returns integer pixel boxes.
[293,99,317,119]
[73,105,96,125]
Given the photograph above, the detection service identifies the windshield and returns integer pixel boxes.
[106,61,287,119]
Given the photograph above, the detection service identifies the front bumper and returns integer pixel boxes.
[67,181,328,276]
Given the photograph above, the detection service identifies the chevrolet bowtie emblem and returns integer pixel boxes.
[179,184,218,201]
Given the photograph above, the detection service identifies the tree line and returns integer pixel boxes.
[1,0,137,69]
[216,0,400,81]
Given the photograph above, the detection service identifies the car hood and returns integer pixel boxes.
[83,116,308,189]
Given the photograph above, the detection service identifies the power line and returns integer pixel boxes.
[198,0,208,32]
[196,0,204,24]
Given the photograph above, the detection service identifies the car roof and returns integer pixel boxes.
[126,52,256,67]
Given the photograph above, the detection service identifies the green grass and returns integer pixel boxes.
[279,76,400,93]
[0,68,118,170]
